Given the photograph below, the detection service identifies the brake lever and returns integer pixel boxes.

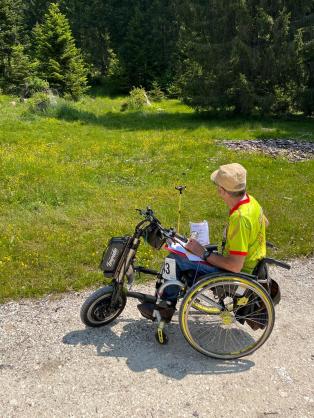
[175,232,188,243]
[136,208,149,217]
[165,228,188,244]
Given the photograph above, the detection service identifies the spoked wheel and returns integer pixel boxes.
[179,274,275,359]
[80,285,126,327]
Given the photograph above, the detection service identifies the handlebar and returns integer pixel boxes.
[136,207,188,243]
[160,227,188,243]
[174,231,188,243]
[263,257,291,270]
[136,207,161,224]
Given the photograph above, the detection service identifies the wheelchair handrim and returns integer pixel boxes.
[179,275,275,359]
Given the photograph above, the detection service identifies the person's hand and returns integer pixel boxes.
[185,238,204,258]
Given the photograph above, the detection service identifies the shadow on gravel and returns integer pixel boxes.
[63,318,255,379]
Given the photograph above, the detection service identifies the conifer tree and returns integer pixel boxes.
[290,1,314,115]
[0,0,23,84]
[33,2,88,98]
[121,0,179,89]
[60,0,120,77]
[122,2,148,87]
[177,0,307,115]
[301,36,314,115]
[23,0,51,29]
[5,44,34,93]
[41,0,179,90]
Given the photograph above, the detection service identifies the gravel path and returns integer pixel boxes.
[1,257,313,418]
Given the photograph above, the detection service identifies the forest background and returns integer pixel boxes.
[1,0,314,114]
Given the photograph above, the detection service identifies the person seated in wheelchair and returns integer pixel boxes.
[138,163,269,322]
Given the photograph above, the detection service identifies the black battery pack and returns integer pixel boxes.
[100,236,130,277]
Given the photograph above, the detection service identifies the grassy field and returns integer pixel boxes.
[0,92,313,302]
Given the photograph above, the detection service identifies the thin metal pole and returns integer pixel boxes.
[175,185,186,233]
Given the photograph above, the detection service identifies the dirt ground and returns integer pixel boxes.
[0,257,313,418]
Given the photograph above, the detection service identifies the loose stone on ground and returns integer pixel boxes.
[219,139,314,162]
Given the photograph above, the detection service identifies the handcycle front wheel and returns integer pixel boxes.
[80,285,126,327]
[179,273,275,360]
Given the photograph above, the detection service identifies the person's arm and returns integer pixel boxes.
[206,252,244,273]
[185,239,245,273]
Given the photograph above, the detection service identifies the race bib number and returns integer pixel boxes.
[162,257,177,280]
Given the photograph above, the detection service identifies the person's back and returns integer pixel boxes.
[223,194,266,274]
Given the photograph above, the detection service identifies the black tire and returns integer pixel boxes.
[80,285,126,327]
[179,273,275,359]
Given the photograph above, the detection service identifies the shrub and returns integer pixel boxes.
[167,82,181,99]
[121,86,150,111]
[271,85,296,114]
[23,76,49,98]
[148,81,165,102]
[28,91,57,113]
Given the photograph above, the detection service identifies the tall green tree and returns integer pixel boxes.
[58,0,179,89]
[33,2,88,98]
[177,0,309,115]
[0,0,23,84]
[4,44,36,93]
[230,3,302,114]
[301,33,314,115]
[290,1,314,115]
[59,0,129,78]
[121,0,179,89]
[144,0,179,87]
[122,3,148,87]
[23,0,52,29]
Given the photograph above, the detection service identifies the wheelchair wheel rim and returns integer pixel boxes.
[179,276,275,359]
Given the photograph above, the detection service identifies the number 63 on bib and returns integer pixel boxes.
[161,257,177,280]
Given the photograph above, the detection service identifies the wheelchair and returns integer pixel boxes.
[80,207,290,360]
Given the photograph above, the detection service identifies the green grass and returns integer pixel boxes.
[0,93,313,302]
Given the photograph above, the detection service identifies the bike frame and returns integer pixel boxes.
[108,209,188,307]
[107,207,290,311]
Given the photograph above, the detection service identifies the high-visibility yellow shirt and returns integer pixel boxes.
[223,194,266,274]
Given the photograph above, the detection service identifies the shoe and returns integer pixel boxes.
[137,302,155,321]
[137,302,175,323]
